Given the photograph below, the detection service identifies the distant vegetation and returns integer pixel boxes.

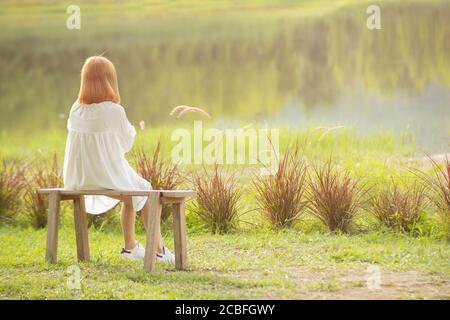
[1,127,448,239]
[0,0,449,134]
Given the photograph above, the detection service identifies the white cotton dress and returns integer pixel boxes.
[63,101,151,214]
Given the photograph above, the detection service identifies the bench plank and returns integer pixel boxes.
[39,189,155,196]
[161,197,184,204]
[38,188,196,198]
[161,190,196,198]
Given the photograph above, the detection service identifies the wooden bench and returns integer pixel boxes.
[37,188,196,271]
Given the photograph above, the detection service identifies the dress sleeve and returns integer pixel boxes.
[117,107,136,153]
[67,102,78,131]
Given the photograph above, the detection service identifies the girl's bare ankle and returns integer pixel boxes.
[124,240,137,250]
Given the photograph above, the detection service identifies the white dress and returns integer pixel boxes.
[63,101,151,214]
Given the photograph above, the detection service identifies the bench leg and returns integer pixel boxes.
[173,200,187,270]
[46,191,61,263]
[73,196,90,261]
[144,192,162,272]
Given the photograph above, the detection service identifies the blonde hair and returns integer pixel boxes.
[78,56,120,105]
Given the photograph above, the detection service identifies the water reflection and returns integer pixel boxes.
[0,2,449,152]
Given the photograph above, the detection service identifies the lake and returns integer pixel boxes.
[0,0,449,153]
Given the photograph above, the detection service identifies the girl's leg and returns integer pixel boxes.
[141,197,164,254]
[120,197,136,250]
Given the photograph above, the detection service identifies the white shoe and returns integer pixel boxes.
[120,241,145,260]
[157,247,175,264]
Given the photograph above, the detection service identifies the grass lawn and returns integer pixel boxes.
[0,223,449,299]
[0,126,449,299]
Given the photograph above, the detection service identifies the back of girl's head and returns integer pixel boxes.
[78,56,120,105]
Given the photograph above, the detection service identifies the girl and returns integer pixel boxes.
[63,56,174,263]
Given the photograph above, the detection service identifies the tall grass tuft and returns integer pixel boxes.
[412,156,450,231]
[0,161,25,224]
[369,179,426,232]
[134,141,182,221]
[253,146,308,228]
[24,154,62,229]
[307,159,367,233]
[190,165,241,234]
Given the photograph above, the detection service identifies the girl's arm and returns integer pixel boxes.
[117,107,136,153]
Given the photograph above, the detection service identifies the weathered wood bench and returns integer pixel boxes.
[37,188,196,271]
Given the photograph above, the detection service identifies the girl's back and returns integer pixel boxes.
[63,57,150,214]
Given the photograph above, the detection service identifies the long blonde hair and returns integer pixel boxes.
[77,56,120,104]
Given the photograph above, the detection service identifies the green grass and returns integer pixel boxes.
[0,125,416,161]
[1,125,448,299]
[0,223,449,299]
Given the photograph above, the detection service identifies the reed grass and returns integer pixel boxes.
[253,145,308,229]
[23,153,62,229]
[412,156,450,232]
[190,165,242,234]
[0,160,25,224]
[307,159,368,233]
[369,179,427,232]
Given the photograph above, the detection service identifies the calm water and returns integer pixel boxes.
[0,1,449,153]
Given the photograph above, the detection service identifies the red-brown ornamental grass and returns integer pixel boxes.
[369,179,427,232]
[307,159,368,233]
[412,156,450,231]
[134,141,182,221]
[190,165,242,234]
[0,160,25,224]
[24,153,63,229]
[253,147,308,229]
